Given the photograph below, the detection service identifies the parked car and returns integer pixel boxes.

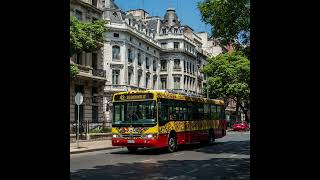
[232,121,250,131]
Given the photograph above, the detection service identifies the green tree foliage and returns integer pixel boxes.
[70,16,107,77]
[198,0,250,46]
[70,16,107,56]
[203,51,250,121]
[70,64,79,78]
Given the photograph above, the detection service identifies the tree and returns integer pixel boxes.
[198,0,250,46]
[203,51,250,122]
[70,63,79,78]
[70,16,107,77]
[70,16,107,56]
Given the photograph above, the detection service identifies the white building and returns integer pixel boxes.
[156,8,211,95]
[99,0,223,124]
[102,1,161,125]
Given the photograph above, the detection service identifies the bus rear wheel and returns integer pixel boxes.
[167,135,177,153]
[127,147,138,153]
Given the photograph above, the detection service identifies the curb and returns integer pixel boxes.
[70,146,124,154]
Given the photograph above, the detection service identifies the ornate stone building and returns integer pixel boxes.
[70,0,106,126]
[102,1,161,126]
[99,1,219,124]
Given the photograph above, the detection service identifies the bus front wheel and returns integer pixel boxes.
[127,147,138,153]
[167,134,177,153]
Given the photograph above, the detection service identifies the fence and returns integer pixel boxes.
[70,121,111,142]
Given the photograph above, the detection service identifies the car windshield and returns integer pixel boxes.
[113,101,156,126]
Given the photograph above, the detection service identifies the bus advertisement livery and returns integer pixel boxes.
[111,90,226,153]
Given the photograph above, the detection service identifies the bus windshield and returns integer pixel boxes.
[113,101,156,126]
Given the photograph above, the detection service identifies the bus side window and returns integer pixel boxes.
[188,103,193,120]
[204,104,210,120]
[217,105,221,120]
[182,103,187,120]
[211,105,216,120]
[169,100,174,121]
[199,103,204,120]
[191,103,201,120]
[158,99,168,124]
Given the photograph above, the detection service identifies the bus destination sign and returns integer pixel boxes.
[114,93,153,101]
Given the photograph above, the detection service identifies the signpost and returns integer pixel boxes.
[75,92,83,149]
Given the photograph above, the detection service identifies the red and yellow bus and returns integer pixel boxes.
[111,90,226,153]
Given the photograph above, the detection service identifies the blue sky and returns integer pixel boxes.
[114,0,212,35]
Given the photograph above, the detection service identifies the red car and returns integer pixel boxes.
[232,121,250,131]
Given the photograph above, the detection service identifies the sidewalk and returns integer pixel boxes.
[70,140,123,154]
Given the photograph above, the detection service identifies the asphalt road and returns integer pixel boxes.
[70,131,250,180]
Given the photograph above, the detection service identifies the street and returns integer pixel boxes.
[70,132,250,180]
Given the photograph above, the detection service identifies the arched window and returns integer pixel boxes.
[112,46,120,60]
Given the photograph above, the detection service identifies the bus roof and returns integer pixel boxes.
[113,90,224,105]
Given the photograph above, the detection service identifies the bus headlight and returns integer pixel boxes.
[147,134,153,138]
[143,133,157,139]
[112,134,120,138]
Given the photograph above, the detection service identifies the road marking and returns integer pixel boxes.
[173,152,184,156]
[229,154,237,157]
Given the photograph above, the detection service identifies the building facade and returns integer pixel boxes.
[69,0,231,126]
[102,1,161,125]
[99,0,222,125]
[70,0,107,128]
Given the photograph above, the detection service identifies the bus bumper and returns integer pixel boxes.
[112,137,166,148]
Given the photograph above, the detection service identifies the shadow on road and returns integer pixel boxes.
[71,157,250,180]
[71,140,250,179]
[110,140,250,156]
[184,140,250,155]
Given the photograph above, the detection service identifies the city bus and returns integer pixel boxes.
[111,90,226,153]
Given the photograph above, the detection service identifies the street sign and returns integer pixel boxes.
[75,92,83,105]
[75,92,83,149]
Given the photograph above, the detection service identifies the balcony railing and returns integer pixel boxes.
[77,64,90,74]
[173,67,182,71]
[92,69,106,78]
[75,64,106,79]
[160,67,167,72]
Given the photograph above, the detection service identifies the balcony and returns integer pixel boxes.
[173,67,182,72]
[75,64,106,81]
[160,68,167,72]
[162,48,196,57]
[92,69,106,78]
